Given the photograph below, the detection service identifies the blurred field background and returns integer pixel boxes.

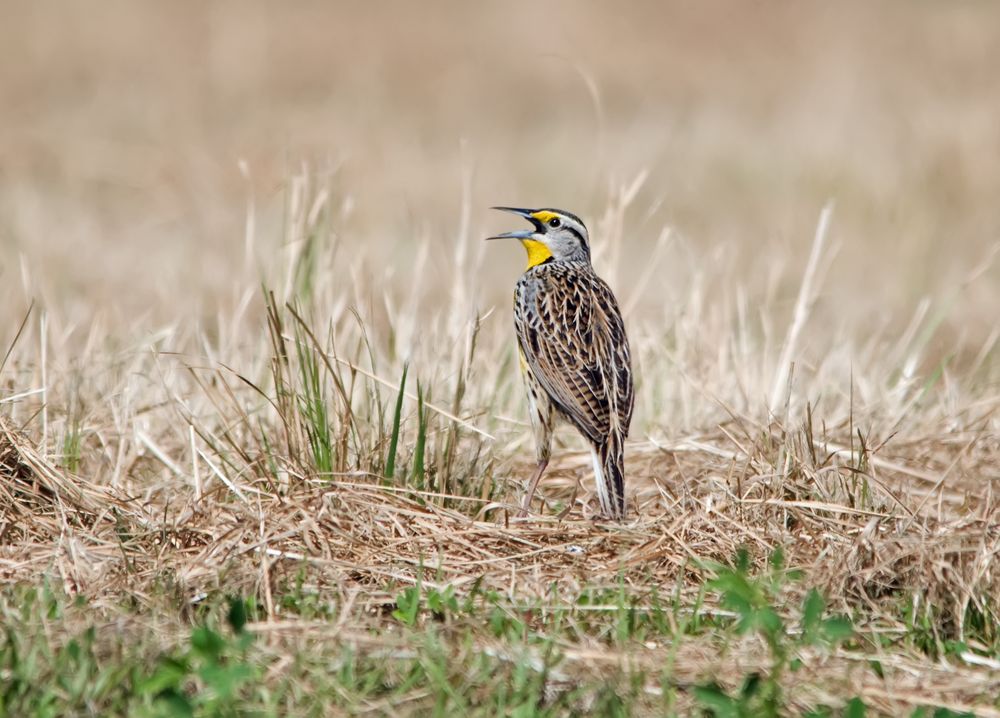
[1,2,999,715]
[3,2,999,329]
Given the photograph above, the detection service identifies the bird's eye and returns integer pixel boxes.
[548,217,562,228]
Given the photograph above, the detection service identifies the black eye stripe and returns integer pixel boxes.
[538,211,587,245]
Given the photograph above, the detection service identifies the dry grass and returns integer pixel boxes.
[1,2,999,715]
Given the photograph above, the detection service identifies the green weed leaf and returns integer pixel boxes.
[189,627,224,662]
[845,696,866,718]
[138,657,189,696]
[802,588,825,641]
[820,616,854,643]
[227,596,248,634]
[693,682,740,718]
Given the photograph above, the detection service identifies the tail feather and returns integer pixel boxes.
[590,432,626,519]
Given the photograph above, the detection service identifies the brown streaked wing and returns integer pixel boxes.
[514,264,633,444]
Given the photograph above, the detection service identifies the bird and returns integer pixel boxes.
[487,206,634,520]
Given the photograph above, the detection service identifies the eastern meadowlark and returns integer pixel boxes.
[488,207,634,520]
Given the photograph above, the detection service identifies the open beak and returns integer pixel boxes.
[486,206,541,240]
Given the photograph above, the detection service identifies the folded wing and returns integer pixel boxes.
[515,266,633,443]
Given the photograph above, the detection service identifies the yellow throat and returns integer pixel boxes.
[520,239,553,269]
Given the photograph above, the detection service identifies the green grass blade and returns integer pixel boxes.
[411,379,426,489]
[385,362,408,480]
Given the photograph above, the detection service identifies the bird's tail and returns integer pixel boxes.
[590,431,626,520]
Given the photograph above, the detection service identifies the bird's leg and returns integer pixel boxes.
[519,458,549,517]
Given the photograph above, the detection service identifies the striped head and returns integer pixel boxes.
[486,207,590,268]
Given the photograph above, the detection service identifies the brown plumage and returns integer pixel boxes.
[488,207,634,519]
